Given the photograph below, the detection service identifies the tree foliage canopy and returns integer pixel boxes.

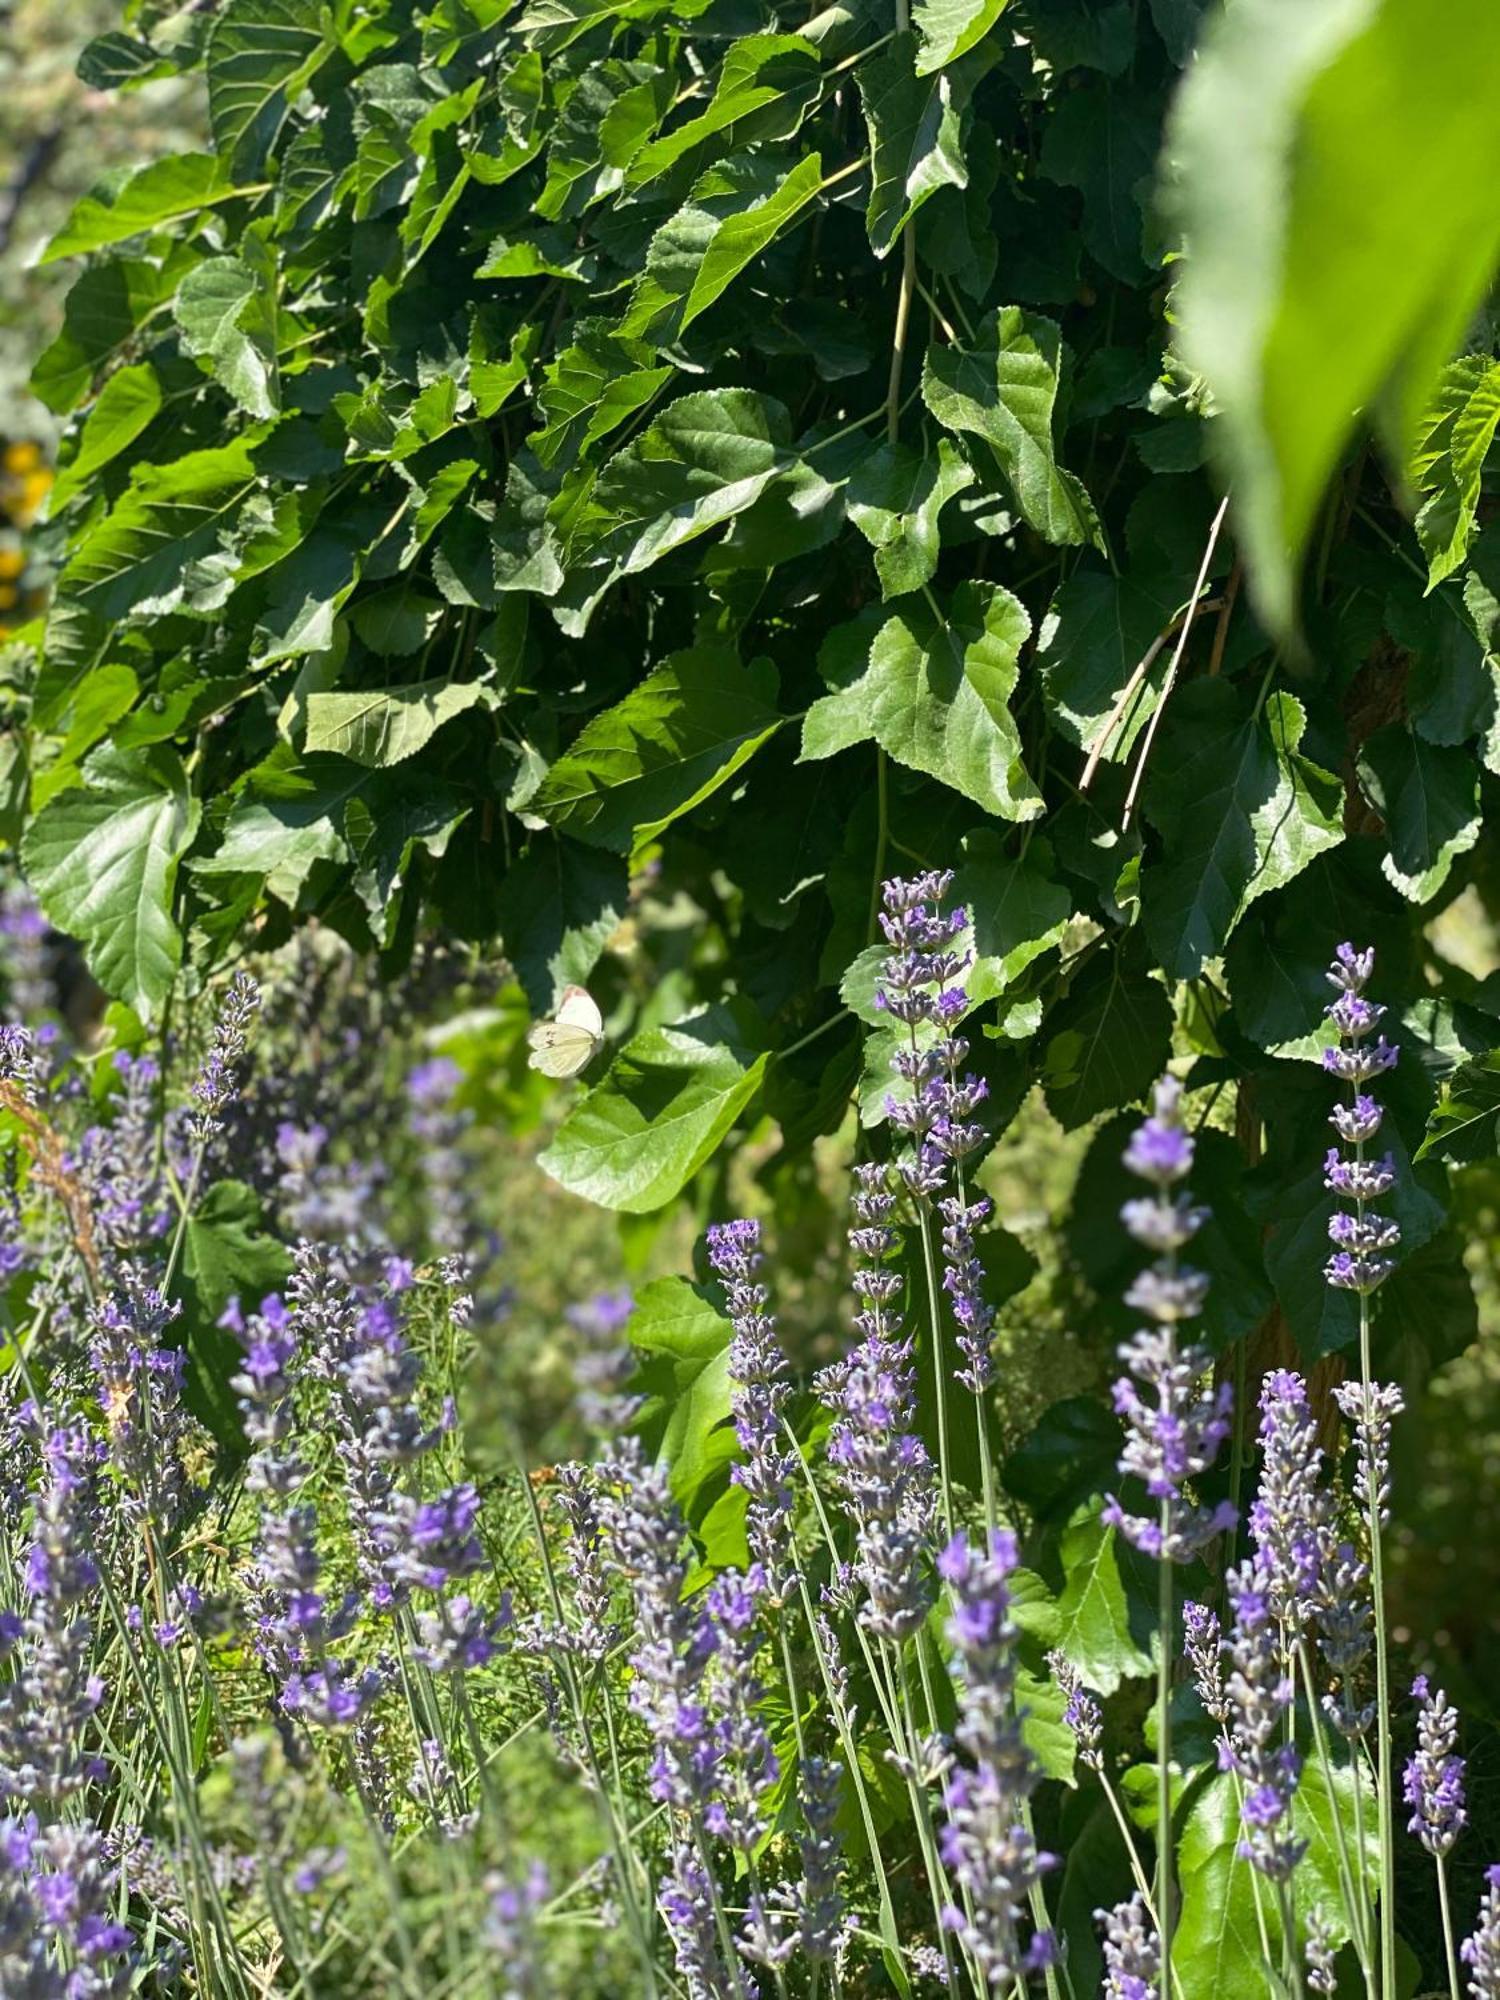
[6,0,1500,1409]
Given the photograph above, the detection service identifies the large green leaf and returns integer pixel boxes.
[856,34,968,255]
[922,309,1101,545]
[1012,1503,1158,1696]
[1141,684,1343,980]
[43,155,243,263]
[303,680,489,769]
[624,153,824,343]
[627,1277,736,1511]
[533,650,784,857]
[563,389,793,610]
[20,745,200,1021]
[1169,0,1500,631]
[1356,722,1481,902]
[493,842,629,1014]
[539,1005,769,1212]
[49,364,163,509]
[914,0,1010,74]
[952,826,1072,1002]
[54,438,262,622]
[1040,952,1173,1130]
[1036,568,1179,759]
[1417,1049,1500,1165]
[1409,355,1500,588]
[206,0,328,172]
[174,252,281,418]
[1176,1760,1377,1997]
[624,35,822,189]
[194,756,367,903]
[30,258,175,413]
[801,582,1042,820]
[846,438,975,599]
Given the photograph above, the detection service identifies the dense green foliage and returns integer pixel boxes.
[8,0,1499,1387]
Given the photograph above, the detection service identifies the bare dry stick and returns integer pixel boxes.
[1120,492,1232,830]
[1081,593,1224,791]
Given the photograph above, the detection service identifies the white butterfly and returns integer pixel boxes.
[525,984,604,1079]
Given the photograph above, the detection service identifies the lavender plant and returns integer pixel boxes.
[0,878,1493,2000]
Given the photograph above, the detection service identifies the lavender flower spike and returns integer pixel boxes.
[1322,943,1401,1295]
[1105,1077,1235,1564]
[1098,1893,1159,1999]
[1248,1370,1330,1630]
[1223,1562,1305,1882]
[937,1529,1055,1986]
[1464,1865,1500,1998]
[708,1219,796,1599]
[1405,1676,1466,1858]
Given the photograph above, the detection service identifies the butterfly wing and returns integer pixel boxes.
[526,986,603,1078]
[554,985,603,1037]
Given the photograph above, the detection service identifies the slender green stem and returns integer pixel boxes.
[1296,1642,1374,1986]
[1156,1514,1175,1988]
[1359,1287,1396,2000]
[1437,1855,1462,2000]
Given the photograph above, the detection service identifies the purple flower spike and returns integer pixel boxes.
[1464,1867,1500,1997]
[1405,1678,1466,1858]
[1222,1562,1306,1881]
[1106,1077,1235,1564]
[938,1530,1054,1986]
[1098,1893,1159,1999]
[709,1219,796,1599]
[1321,944,1401,1295]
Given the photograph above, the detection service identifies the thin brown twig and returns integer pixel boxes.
[1081,593,1225,790]
[1207,558,1242,678]
[1121,492,1232,830]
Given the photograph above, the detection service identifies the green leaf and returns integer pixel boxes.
[1176,1760,1377,1996]
[533,321,674,468]
[31,258,175,414]
[922,308,1101,545]
[55,438,262,622]
[570,389,793,588]
[856,34,969,256]
[952,826,1071,1002]
[914,0,1011,74]
[1040,84,1158,282]
[1409,354,1500,588]
[1037,569,1178,759]
[1170,0,1500,632]
[20,744,200,1021]
[534,650,783,858]
[174,253,280,418]
[206,0,328,173]
[303,680,488,769]
[494,841,629,1014]
[194,756,367,902]
[539,1005,769,1212]
[1003,1396,1123,1526]
[43,155,242,263]
[625,35,822,190]
[50,364,163,509]
[625,153,824,344]
[1140,683,1343,980]
[1417,1049,1500,1164]
[1356,722,1481,902]
[627,1277,735,1510]
[846,438,975,599]
[177,1178,292,1450]
[1045,1504,1158,1696]
[801,582,1042,820]
[1040,952,1173,1129]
